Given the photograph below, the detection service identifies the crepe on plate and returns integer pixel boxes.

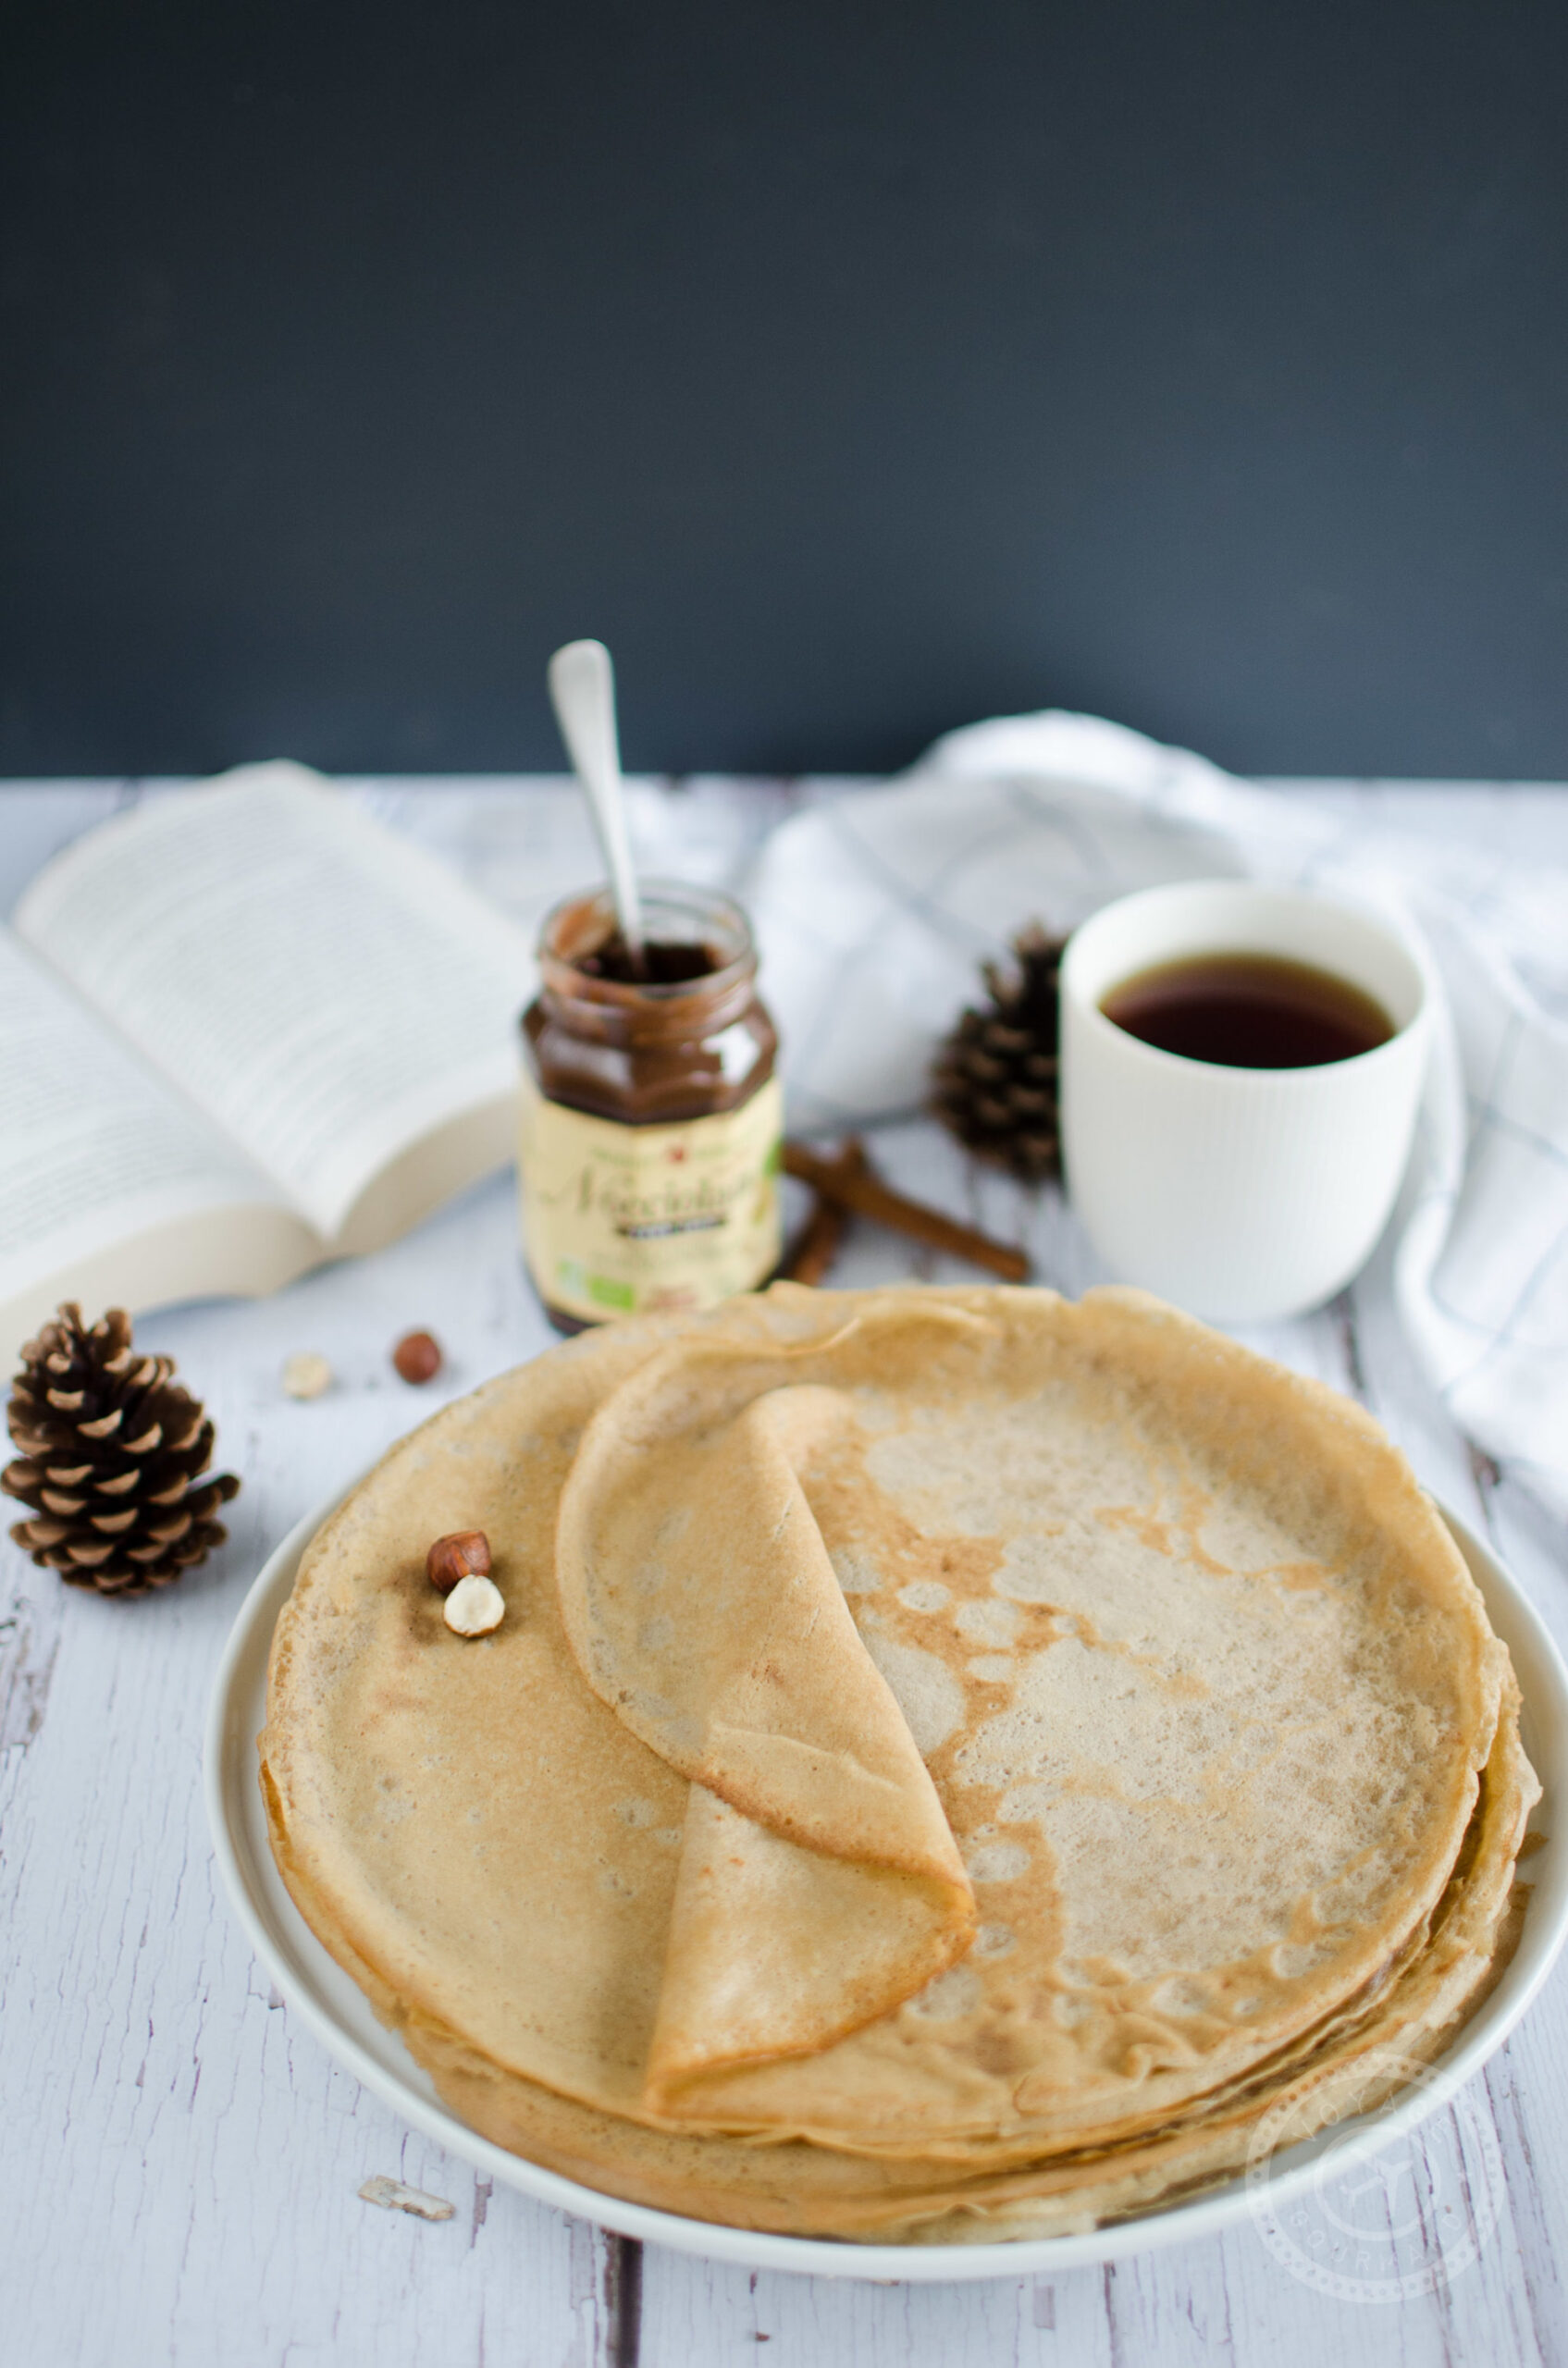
[260,1285,1537,2240]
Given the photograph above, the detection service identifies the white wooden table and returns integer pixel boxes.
[4,776,1566,2368]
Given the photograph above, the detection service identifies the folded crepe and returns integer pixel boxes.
[259,1284,1537,2240]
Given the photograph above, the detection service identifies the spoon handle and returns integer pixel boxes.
[547,639,645,960]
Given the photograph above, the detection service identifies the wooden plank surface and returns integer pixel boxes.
[2,777,1564,2368]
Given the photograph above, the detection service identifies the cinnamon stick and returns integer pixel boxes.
[780,1140,866,1286]
[783,1141,1031,1284]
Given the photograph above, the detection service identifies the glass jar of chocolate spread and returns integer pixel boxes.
[518,881,782,1330]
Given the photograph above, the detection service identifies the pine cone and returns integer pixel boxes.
[4,1304,240,1597]
[932,923,1065,1183]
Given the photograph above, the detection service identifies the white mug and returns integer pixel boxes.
[1060,881,1429,1322]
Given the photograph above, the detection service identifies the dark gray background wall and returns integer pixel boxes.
[4,0,1566,778]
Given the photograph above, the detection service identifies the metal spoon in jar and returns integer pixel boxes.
[547,638,646,973]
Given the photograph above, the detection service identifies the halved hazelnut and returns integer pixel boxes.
[426,1529,491,1593]
[443,1574,505,1636]
[282,1350,334,1400]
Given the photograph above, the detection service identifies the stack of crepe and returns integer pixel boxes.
[260,1286,1537,2243]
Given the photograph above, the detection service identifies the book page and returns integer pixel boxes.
[0,931,312,1350]
[14,764,537,1241]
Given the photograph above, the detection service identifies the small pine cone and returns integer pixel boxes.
[932,922,1066,1183]
[4,1304,240,1597]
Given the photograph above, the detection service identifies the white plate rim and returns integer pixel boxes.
[204,1483,1568,2284]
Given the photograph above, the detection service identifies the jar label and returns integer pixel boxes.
[519,1074,784,1321]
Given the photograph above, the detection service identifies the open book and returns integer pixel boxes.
[1,764,537,1359]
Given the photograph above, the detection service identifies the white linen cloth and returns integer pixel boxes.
[743,712,1568,1521]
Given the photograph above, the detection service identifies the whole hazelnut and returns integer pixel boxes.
[443,1574,505,1637]
[393,1330,443,1384]
[426,1530,491,1594]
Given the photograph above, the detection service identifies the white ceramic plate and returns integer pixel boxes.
[206,1487,1568,2284]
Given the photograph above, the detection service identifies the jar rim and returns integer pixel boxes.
[537,879,757,1005]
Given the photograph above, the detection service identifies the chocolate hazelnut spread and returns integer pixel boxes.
[572,933,717,987]
[518,882,782,1330]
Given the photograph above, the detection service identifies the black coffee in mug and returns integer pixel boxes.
[1101,952,1395,1070]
